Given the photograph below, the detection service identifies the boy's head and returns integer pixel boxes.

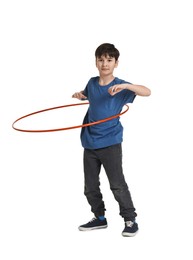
[95,43,120,61]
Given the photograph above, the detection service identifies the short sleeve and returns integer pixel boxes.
[122,88,136,104]
[118,80,136,104]
[82,78,92,98]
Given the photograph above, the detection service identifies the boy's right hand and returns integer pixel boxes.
[72,91,87,100]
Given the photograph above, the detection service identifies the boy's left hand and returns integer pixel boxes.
[108,84,126,96]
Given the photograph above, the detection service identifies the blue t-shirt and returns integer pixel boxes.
[81,76,136,149]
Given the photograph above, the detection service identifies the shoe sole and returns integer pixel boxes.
[78,225,108,231]
[122,230,138,237]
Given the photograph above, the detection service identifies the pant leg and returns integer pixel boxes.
[98,144,137,221]
[83,148,106,217]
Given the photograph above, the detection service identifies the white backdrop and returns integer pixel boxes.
[1,0,192,259]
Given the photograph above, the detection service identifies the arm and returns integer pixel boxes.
[72,91,87,100]
[108,83,151,97]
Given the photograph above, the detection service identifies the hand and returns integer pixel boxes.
[108,84,126,96]
[72,91,87,100]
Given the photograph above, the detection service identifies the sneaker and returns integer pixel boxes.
[122,221,138,237]
[78,217,108,231]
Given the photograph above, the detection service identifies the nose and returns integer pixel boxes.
[102,60,108,67]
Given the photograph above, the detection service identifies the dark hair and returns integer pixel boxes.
[95,43,120,61]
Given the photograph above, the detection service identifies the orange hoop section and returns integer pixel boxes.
[12,102,129,133]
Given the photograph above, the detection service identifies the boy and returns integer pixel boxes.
[72,43,151,237]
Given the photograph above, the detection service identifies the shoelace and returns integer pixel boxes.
[125,221,134,227]
[89,218,97,223]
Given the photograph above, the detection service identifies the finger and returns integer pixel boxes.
[108,86,114,93]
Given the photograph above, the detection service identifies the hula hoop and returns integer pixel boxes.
[12,102,129,133]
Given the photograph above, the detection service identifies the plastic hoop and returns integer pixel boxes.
[12,102,129,133]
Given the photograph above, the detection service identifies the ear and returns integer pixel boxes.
[115,60,119,68]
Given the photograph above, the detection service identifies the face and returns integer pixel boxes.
[96,55,118,76]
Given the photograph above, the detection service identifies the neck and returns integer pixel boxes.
[98,75,115,86]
